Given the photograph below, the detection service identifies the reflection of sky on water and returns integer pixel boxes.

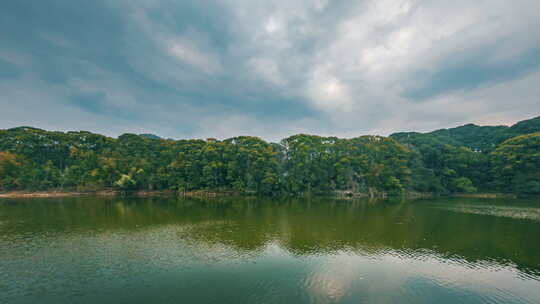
[124,225,540,303]
[2,197,540,303]
[2,220,540,304]
[286,246,540,303]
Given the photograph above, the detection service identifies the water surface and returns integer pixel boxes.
[1,196,539,303]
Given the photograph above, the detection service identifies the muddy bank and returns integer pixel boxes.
[334,190,434,199]
[0,190,526,200]
[0,189,241,199]
[0,190,114,198]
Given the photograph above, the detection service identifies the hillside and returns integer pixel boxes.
[1,115,539,195]
[391,116,540,152]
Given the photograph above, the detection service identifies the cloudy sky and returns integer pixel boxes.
[1,0,539,141]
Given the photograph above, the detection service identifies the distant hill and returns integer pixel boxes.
[138,134,162,140]
[7,126,45,132]
[391,116,540,152]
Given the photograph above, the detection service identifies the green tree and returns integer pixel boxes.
[492,132,540,193]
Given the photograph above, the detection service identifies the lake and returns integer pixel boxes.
[1,196,540,303]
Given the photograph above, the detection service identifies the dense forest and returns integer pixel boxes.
[1,116,539,196]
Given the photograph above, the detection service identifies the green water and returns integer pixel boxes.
[1,196,539,304]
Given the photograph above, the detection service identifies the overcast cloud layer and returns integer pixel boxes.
[1,0,539,141]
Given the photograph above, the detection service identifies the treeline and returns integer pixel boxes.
[1,116,539,196]
[390,115,540,194]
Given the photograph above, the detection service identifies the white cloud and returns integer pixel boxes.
[1,0,539,140]
[168,39,221,74]
[306,68,352,112]
[249,57,285,86]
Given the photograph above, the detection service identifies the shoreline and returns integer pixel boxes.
[0,190,241,199]
[0,190,525,199]
[450,193,518,199]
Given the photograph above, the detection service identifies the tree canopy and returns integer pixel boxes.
[1,116,539,196]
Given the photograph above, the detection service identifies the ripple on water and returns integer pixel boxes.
[2,197,540,304]
[435,204,540,221]
[295,246,540,304]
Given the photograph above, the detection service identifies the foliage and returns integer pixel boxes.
[391,116,540,153]
[115,174,138,191]
[1,116,539,195]
[491,132,540,193]
[0,151,21,189]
